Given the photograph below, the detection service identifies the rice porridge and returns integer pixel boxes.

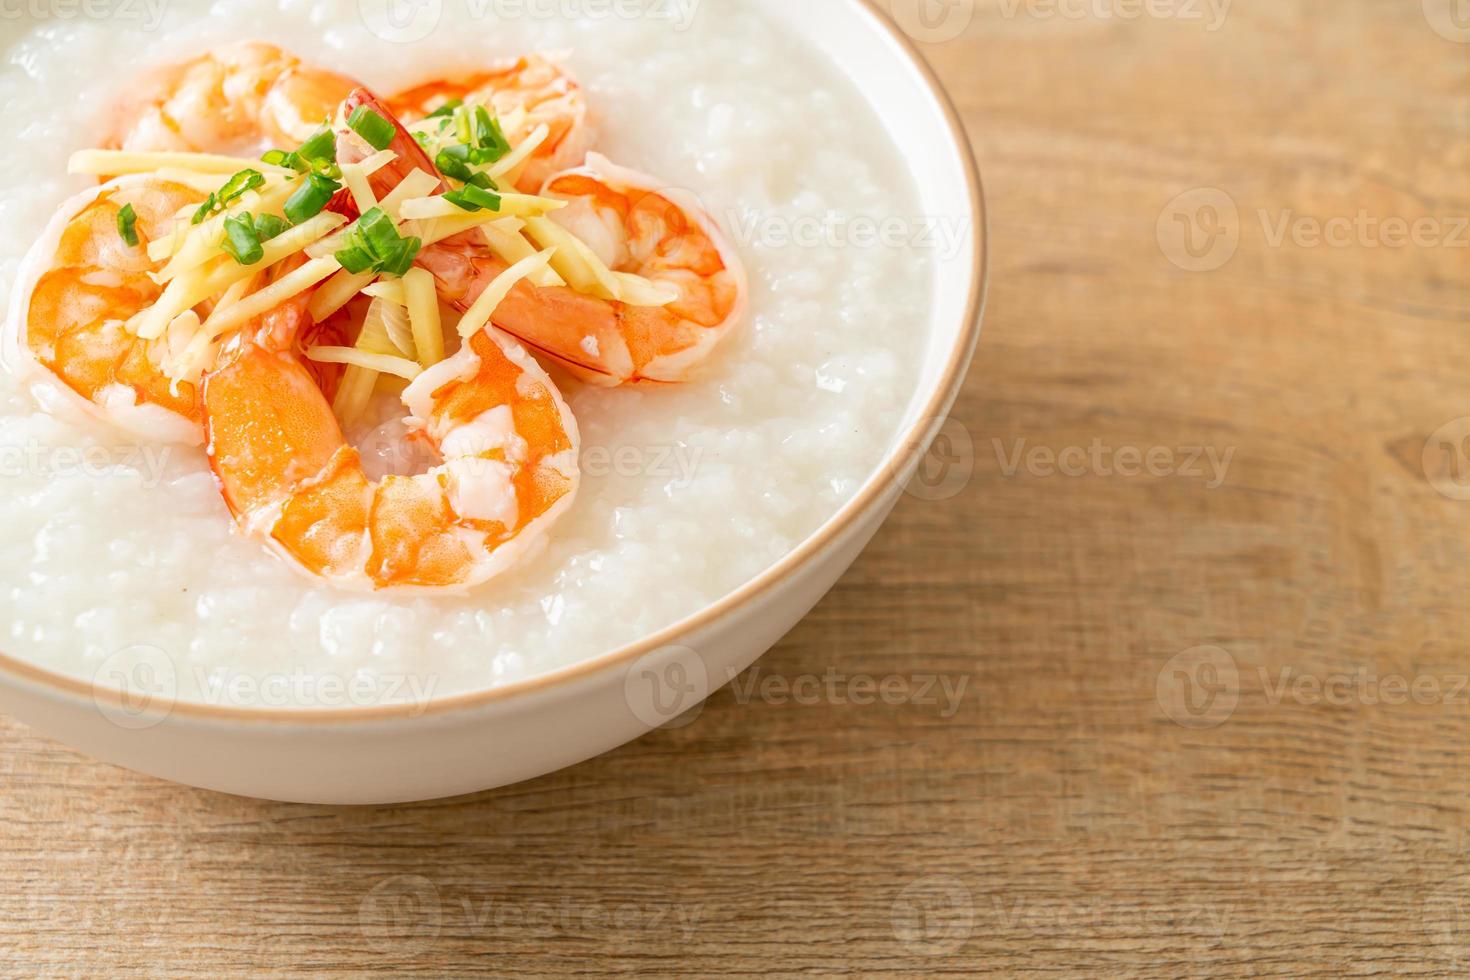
[0,0,931,706]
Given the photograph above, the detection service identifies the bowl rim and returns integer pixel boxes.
[0,0,990,725]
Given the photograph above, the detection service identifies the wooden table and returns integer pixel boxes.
[6,2,1470,974]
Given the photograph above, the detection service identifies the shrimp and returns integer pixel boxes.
[419,153,748,385]
[109,41,358,154]
[387,54,593,192]
[201,307,581,592]
[5,175,211,444]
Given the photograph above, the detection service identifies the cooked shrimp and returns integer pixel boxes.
[388,54,592,192]
[418,153,747,385]
[202,308,581,591]
[4,174,210,444]
[109,41,358,154]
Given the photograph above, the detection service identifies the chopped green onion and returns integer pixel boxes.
[261,149,293,168]
[221,213,263,265]
[332,206,423,278]
[443,184,502,213]
[334,243,376,274]
[253,213,289,241]
[296,128,337,170]
[218,168,265,206]
[453,105,474,146]
[348,106,395,151]
[191,193,218,225]
[284,172,341,225]
[435,144,475,183]
[425,98,462,120]
[356,207,401,256]
[116,203,139,247]
[472,107,511,163]
[379,236,422,277]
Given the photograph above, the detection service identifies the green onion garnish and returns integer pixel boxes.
[253,214,289,242]
[116,203,139,247]
[443,183,501,213]
[453,105,474,146]
[221,213,263,265]
[334,243,376,274]
[425,98,462,120]
[472,107,511,163]
[379,236,422,277]
[218,169,265,206]
[191,193,218,225]
[332,206,423,278]
[296,128,337,170]
[284,172,340,225]
[356,208,401,256]
[435,144,475,183]
[348,106,395,151]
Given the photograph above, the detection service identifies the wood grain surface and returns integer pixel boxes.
[6,1,1470,975]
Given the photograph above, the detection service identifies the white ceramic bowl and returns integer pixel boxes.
[0,0,986,803]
